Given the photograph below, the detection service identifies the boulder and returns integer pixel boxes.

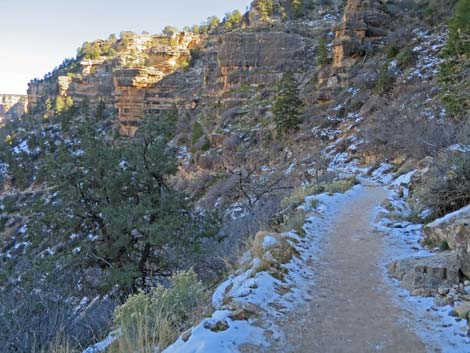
[423,206,470,253]
[203,320,229,332]
[454,302,470,319]
[423,206,470,276]
[388,252,463,293]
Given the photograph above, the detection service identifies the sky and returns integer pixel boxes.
[0,0,252,94]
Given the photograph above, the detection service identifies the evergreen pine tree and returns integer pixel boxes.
[317,35,329,66]
[273,72,304,134]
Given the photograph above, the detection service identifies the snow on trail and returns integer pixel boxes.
[264,183,426,353]
[163,187,380,353]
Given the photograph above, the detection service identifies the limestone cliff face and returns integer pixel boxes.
[27,28,316,136]
[214,32,312,91]
[332,0,390,68]
[27,32,200,135]
[0,94,27,123]
[315,0,391,104]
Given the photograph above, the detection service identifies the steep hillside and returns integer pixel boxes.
[0,0,469,352]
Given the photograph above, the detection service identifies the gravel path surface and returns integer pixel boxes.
[268,184,427,353]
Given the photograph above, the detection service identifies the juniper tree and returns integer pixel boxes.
[255,0,274,19]
[273,71,304,134]
[30,107,219,294]
[223,10,243,31]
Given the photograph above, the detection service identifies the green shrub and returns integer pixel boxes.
[438,58,469,121]
[191,121,204,145]
[317,36,329,66]
[310,198,319,210]
[440,240,450,251]
[255,0,274,19]
[443,0,470,58]
[374,62,394,94]
[396,47,415,68]
[273,72,304,134]
[223,10,243,31]
[163,25,179,35]
[386,45,400,59]
[111,270,206,353]
[438,0,470,120]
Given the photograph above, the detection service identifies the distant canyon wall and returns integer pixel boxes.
[27,29,315,136]
[0,94,27,123]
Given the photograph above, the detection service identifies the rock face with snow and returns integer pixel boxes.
[388,206,470,294]
[332,0,390,68]
[316,0,391,104]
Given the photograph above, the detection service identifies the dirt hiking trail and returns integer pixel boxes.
[269,183,428,353]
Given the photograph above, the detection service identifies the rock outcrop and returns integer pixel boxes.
[315,0,391,104]
[388,206,470,295]
[28,32,200,135]
[0,94,27,123]
[332,0,390,68]
[423,206,470,276]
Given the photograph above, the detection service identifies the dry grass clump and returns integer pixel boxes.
[280,177,357,209]
[323,177,358,194]
[41,335,78,353]
[108,270,207,353]
[281,184,324,208]
[416,151,470,220]
[250,232,299,280]
[279,210,307,236]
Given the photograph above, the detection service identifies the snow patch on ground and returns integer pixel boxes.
[427,205,470,228]
[81,331,120,353]
[262,235,279,249]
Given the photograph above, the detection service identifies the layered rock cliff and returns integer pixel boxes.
[27,25,320,135]
[28,32,200,135]
[27,1,347,136]
[0,94,27,123]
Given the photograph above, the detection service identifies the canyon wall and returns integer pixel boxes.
[0,94,27,123]
[27,29,315,135]
[26,0,386,135]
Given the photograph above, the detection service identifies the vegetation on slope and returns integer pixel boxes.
[0,104,219,352]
